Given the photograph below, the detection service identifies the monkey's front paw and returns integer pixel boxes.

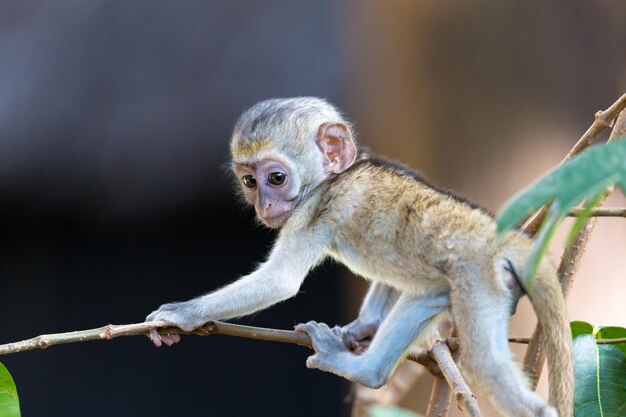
[145,301,204,347]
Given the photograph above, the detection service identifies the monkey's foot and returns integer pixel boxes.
[295,321,385,388]
[341,317,380,353]
[295,321,347,354]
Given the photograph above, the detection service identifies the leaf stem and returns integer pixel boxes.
[567,207,626,217]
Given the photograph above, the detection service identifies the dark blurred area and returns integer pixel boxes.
[1,2,347,416]
[1,1,625,417]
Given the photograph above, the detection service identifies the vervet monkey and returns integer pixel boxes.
[146,97,573,417]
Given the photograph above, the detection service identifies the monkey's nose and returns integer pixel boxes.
[259,201,276,218]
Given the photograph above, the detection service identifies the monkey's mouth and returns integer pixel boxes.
[261,211,292,228]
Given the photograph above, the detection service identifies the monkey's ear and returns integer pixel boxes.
[316,123,357,174]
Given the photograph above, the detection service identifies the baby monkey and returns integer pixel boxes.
[146,97,573,417]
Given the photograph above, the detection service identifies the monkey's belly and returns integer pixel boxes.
[327,245,450,297]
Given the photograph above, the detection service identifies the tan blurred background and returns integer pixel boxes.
[1,1,625,416]
[341,2,626,416]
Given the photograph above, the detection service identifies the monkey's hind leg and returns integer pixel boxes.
[450,266,555,417]
[296,293,449,389]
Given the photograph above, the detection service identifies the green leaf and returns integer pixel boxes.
[597,326,626,356]
[0,363,20,417]
[571,321,594,339]
[497,138,626,289]
[521,203,563,290]
[574,334,626,417]
[566,188,605,248]
[369,405,423,417]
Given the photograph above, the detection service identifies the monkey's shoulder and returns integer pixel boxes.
[322,155,492,219]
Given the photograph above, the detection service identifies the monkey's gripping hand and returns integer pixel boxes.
[295,321,368,384]
[146,300,207,347]
[341,317,380,354]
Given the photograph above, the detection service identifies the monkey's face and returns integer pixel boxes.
[234,156,302,228]
[229,99,358,228]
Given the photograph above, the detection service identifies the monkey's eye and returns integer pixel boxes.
[268,172,286,186]
[241,175,257,188]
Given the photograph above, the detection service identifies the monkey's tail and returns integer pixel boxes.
[525,259,574,417]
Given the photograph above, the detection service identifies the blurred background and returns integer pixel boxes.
[1,1,625,416]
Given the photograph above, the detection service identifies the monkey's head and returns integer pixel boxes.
[230,97,357,228]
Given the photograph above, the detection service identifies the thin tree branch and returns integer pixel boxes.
[488,336,621,345]
[0,321,309,355]
[568,207,626,217]
[523,105,626,388]
[562,92,626,157]
[9,320,620,416]
[425,326,455,417]
[426,375,452,417]
[0,320,479,417]
[510,336,626,345]
[522,92,626,235]
[0,321,482,415]
[0,320,457,358]
[1,323,619,354]
[429,340,482,417]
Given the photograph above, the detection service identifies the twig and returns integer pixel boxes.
[568,207,626,217]
[1,320,479,417]
[0,324,539,356]
[6,318,619,417]
[0,323,618,353]
[562,92,626,158]
[0,321,457,358]
[523,92,626,235]
[429,340,482,417]
[522,104,626,388]
[509,336,625,345]
[426,375,452,417]
[425,325,455,417]
[0,321,310,355]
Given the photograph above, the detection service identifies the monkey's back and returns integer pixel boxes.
[310,156,530,295]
